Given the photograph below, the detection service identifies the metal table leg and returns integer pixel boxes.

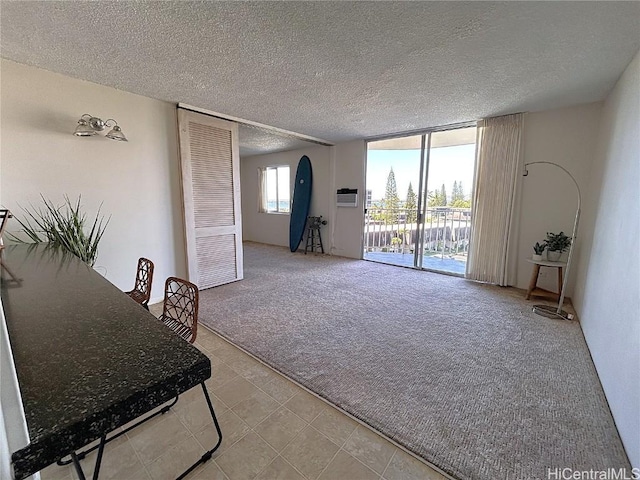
[57,396,179,467]
[70,434,106,480]
[176,382,223,480]
[59,382,221,480]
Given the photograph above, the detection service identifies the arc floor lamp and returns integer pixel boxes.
[523,161,581,320]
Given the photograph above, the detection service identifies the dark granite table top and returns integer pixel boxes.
[1,244,211,480]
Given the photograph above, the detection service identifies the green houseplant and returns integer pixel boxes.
[545,231,571,261]
[8,195,110,267]
[532,241,546,261]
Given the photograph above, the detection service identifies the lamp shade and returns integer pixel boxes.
[105,125,128,142]
[74,119,97,136]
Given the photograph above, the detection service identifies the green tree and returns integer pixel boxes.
[428,184,447,207]
[427,190,440,207]
[383,168,399,224]
[451,198,472,208]
[405,182,417,223]
[370,199,385,221]
[427,184,447,207]
[451,181,464,204]
[451,181,471,208]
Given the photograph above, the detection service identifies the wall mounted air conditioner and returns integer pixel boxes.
[336,188,358,207]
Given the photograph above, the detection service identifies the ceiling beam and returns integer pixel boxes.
[178,103,334,147]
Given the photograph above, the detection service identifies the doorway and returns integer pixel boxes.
[363,125,477,275]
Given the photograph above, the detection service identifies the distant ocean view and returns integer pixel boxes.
[268,200,291,212]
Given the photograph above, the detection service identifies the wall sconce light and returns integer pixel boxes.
[73,114,128,141]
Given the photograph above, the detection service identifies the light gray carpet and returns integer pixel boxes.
[199,242,629,480]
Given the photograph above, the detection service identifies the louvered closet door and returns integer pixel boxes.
[178,109,243,289]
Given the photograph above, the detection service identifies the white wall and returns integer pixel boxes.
[243,106,606,282]
[241,145,331,248]
[329,140,366,258]
[0,60,186,302]
[573,51,640,467]
[326,109,604,279]
[515,102,602,294]
[240,141,367,258]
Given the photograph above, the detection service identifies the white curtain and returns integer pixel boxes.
[466,113,523,285]
[257,167,268,213]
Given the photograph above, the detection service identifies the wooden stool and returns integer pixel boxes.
[304,216,326,254]
[525,259,566,301]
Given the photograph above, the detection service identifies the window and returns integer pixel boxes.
[259,166,290,213]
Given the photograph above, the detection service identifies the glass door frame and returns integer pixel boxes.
[414,132,430,269]
[363,120,477,274]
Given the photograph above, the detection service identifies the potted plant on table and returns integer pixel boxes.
[8,195,109,267]
[532,241,546,261]
[545,231,571,262]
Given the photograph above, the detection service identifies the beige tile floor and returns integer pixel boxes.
[39,321,447,480]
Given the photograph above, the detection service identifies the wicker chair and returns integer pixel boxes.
[0,209,12,247]
[125,258,154,310]
[159,277,199,343]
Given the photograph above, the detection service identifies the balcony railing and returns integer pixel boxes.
[364,207,472,259]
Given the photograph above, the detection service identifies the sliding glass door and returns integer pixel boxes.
[416,127,477,274]
[364,135,422,268]
[364,125,477,275]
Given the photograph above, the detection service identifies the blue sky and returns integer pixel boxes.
[366,144,476,202]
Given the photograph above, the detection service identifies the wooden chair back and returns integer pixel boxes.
[159,277,199,343]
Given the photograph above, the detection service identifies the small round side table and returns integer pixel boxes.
[525,259,567,301]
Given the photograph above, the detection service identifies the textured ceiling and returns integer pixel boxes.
[1,2,639,154]
[238,123,319,157]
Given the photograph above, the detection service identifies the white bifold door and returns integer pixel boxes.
[177,108,243,289]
